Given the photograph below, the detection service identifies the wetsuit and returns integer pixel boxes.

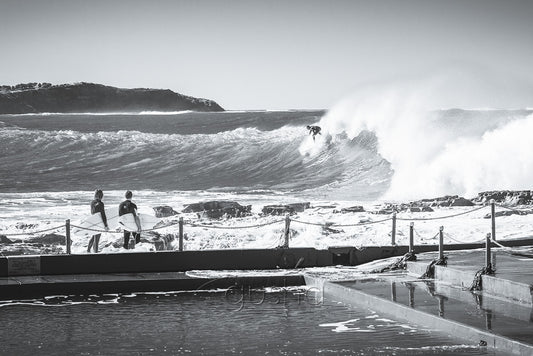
[119,199,140,249]
[88,199,108,253]
[308,126,321,140]
[91,199,108,227]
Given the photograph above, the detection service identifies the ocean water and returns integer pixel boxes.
[0,289,491,355]
[2,108,532,198]
[1,108,533,254]
[0,108,529,355]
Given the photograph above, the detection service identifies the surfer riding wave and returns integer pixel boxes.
[306,125,321,141]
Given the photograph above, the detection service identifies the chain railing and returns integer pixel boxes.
[1,199,532,256]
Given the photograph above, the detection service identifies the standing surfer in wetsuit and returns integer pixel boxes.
[87,189,109,253]
[306,125,321,141]
[119,190,141,249]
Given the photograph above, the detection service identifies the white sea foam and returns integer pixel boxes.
[310,77,533,200]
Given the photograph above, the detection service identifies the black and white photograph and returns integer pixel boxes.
[1,0,533,355]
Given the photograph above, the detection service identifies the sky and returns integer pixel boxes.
[0,0,532,110]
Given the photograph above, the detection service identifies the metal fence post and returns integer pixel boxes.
[438,226,444,260]
[391,213,397,246]
[490,199,496,241]
[409,222,414,253]
[284,214,291,248]
[65,219,71,254]
[486,233,492,269]
[178,217,184,252]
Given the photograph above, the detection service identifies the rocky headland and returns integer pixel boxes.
[0,82,224,114]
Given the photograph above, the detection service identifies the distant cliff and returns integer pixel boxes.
[0,82,224,114]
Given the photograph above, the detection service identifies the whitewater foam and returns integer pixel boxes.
[312,81,533,200]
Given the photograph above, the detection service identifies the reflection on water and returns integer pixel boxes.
[0,288,491,355]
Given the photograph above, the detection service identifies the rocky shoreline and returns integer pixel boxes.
[159,190,533,219]
[1,190,532,255]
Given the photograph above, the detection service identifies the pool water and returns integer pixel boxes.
[0,288,493,355]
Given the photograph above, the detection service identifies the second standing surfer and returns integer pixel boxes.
[119,190,141,249]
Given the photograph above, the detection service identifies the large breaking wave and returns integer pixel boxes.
[0,112,388,199]
[306,82,533,200]
[2,105,532,200]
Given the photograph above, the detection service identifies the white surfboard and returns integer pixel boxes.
[118,213,160,232]
[72,207,120,238]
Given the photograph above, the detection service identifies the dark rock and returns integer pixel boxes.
[153,206,179,218]
[183,201,252,219]
[472,190,533,206]
[483,209,533,218]
[262,205,295,216]
[450,197,475,206]
[15,222,38,230]
[0,82,224,114]
[262,202,310,216]
[322,223,344,235]
[0,235,14,244]
[373,207,396,215]
[141,232,176,251]
[417,195,474,207]
[408,206,435,212]
[407,195,474,208]
[287,202,311,212]
[339,206,365,213]
[27,233,66,245]
[110,240,123,249]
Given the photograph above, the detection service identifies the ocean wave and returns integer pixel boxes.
[317,85,533,200]
[0,121,384,197]
[9,106,530,200]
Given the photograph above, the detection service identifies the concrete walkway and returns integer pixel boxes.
[304,247,533,356]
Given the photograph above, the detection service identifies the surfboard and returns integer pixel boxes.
[118,213,160,232]
[71,207,120,238]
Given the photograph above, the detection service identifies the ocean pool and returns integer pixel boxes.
[0,288,493,355]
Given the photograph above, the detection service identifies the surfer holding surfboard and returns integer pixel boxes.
[118,190,141,249]
[87,189,109,253]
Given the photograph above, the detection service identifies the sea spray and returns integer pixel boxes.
[309,81,533,200]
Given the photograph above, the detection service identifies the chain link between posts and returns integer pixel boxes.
[1,204,529,245]
[396,205,487,221]
[496,203,533,214]
[0,204,488,236]
[187,219,285,230]
[0,225,65,236]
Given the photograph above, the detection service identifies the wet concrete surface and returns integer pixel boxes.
[337,276,533,345]
[414,247,533,284]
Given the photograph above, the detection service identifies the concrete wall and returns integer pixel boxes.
[482,275,533,306]
[3,239,533,277]
[1,248,328,277]
[0,246,422,277]
[1,274,306,300]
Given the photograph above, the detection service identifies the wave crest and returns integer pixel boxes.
[319,81,533,199]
